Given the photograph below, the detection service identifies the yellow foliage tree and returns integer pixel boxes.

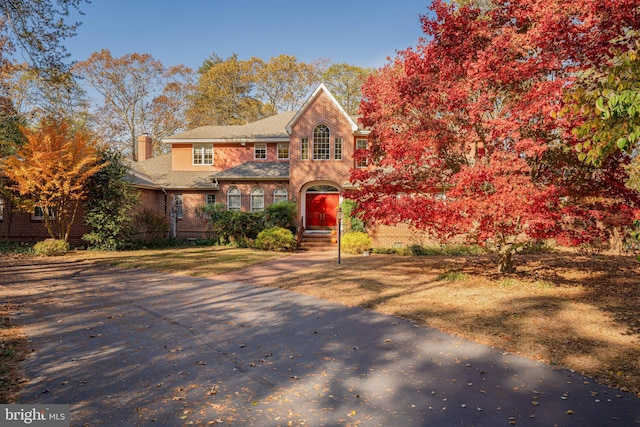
[0,119,104,242]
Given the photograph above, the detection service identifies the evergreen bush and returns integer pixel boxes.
[265,201,297,233]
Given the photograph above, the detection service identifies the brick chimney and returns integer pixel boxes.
[137,134,153,162]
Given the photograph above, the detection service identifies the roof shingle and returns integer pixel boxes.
[164,111,296,141]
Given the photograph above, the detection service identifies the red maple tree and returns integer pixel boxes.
[349,0,640,272]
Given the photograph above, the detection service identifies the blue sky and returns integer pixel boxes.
[65,1,432,71]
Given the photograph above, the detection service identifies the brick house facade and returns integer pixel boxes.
[0,84,427,247]
[0,197,89,244]
[129,84,365,242]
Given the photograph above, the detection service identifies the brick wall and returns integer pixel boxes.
[289,89,355,197]
[163,181,290,239]
[286,87,363,233]
[367,223,438,248]
[171,142,288,172]
[0,197,90,244]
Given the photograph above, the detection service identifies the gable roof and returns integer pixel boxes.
[285,83,359,134]
[163,111,296,143]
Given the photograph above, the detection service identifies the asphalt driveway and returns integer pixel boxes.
[2,256,639,426]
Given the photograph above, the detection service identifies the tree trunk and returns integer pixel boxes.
[497,250,514,274]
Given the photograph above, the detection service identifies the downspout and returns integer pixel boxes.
[161,187,176,239]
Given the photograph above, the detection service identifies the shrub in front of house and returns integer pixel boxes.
[0,241,34,255]
[199,204,265,246]
[134,208,170,244]
[33,239,69,256]
[264,201,297,233]
[341,232,372,255]
[340,199,366,233]
[255,227,296,252]
[83,147,140,251]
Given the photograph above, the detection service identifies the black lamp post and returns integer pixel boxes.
[337,207,342,264]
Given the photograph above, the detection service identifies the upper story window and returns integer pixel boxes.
[334,137,343,160]
[356,139,368,168]
[313,125,330,160]
[301,138,309,160]
[193,144,213,165]
[254,143,267,160]
[277,143,289,160]
[274,187,288,204]
[227,187,241,212]
[250,187,265,212]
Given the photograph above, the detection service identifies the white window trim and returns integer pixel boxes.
[174,194,184,219]
[277,143,290,160]
[32,206,55,221]
[250,187,265,212]
[254,143,267,160]
[227,187,241,212]
[193,144,214,166]
[334,137,343,160]
[273,187,288,204]
[313,124,330,161]
[356,138,368,168]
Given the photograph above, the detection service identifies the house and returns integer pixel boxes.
[0,84,425,247]
[130,83,367,242]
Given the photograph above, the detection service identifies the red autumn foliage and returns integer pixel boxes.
[349,0,640,272]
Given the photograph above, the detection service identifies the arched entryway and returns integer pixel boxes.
[303,184,340,230]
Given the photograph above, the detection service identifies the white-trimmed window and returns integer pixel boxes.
[206,194,216,205]
[250,187,265,212]
[193,144,213,165]
[334,137,343,160]
[313,125,330,160]
[174,194,183,219]
[33,206,44,220]
[227,187,241,211]
[0,197,4,221]
[273,187,288,204]
[32,206,55,221]
[254,143,267,160]
[301,138,309,160]
[356,138,368,168]
[277,143,289,159]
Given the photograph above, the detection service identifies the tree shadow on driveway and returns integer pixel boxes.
[2,260,639,426]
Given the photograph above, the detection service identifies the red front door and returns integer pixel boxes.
[306,193,339,228]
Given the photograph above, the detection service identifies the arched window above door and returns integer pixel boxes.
[307,185,339,193]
